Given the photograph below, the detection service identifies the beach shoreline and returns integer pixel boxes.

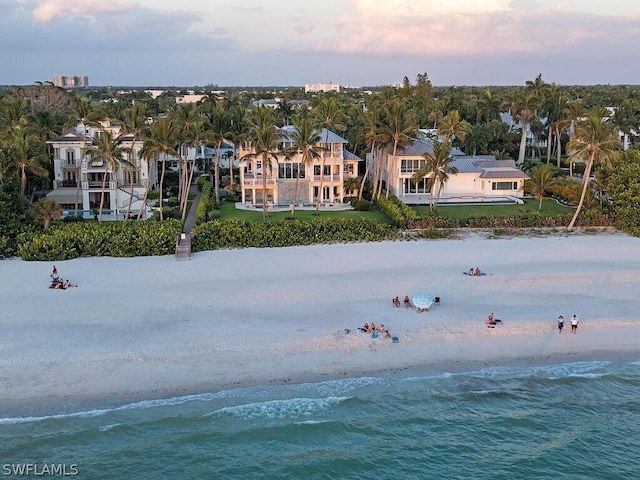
[2,232,640,418]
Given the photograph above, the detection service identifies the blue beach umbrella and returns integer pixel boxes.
[412,293,434,310]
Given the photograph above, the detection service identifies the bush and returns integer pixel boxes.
[192,218,399,251]
[376,194,418,227]
[348,197,371,211]
[168,196,179,207]
[18,220,181,261]
[196,178,215,224]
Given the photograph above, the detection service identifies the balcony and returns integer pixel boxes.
[55,180,78,188]
[82,181,116,190]
[242,175,276,186]
[312,174,341,182]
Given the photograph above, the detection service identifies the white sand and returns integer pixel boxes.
[2,230,640,415]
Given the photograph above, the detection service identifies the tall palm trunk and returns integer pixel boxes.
[158,153,166,221]
[289,163,302,219]
[181,160,196,225]
[314,152,326,213]
[567,155,595,231]
[98,170,108,222]
[518,125,528,165]
[358,140,376,200]
[261,152,268,221]
[214,139,223,204]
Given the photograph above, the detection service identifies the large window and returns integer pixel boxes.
[401,159,426,173]
[66,150,75,165]
[314,165,331,176]
[278,162,305,179]
[402,178,431,194]
[492,181,518,191]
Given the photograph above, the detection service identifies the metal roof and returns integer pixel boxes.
[344,150,363,161]
[279,125,347,144]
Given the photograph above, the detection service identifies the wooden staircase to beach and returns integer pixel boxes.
[175,233,191,260]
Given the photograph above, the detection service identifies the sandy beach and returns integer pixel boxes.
[2,231,640,417]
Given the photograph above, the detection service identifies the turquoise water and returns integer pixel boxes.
[2,360,639,479]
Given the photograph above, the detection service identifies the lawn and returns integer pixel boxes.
[218,201,388,223]
[412,198,574,221]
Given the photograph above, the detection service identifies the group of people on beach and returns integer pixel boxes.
[485,312,502,327]
[359,322,392,339]
[49,266,76,290]
[467,267,482,276]
[557,315,579,334]
[392,296,412,308]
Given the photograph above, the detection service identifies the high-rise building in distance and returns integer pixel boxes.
[53,75,89,88]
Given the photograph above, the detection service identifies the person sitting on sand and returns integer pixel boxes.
[404,296,411,307]
[469,268,475,276]
[360,322,370,333]
[64,279,75,288]
[393,296,400,307]
[370,322,377,333]
[487,312,496,325]
[475,267,482,276]
[383,329,391,339]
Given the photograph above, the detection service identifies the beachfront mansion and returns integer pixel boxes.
[238,126,362,206]
[46,121,157,218]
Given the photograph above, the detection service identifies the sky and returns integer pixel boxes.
[2,0,640,87]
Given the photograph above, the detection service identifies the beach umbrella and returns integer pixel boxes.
[412,293,434,310]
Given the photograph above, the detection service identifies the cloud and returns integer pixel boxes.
[31,0,135,23]
[325,0,640,58]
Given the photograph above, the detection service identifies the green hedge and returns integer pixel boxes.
[18,220,181,261]
[407,215,461,229]
[376,194,418,227]
[192,218,398,250]
[196,179,215,224]
[467,210,613,228]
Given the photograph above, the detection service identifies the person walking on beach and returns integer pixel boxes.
[557,315,564,333]
[570,315,579,334]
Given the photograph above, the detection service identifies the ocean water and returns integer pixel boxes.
[2,360,639,480]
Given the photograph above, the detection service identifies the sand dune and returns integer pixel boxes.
[2,231,639,416]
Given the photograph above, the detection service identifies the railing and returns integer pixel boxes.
[82,181,116,189]
[55,180,78,188]
[312,174,341,182]
[243,178,276,186]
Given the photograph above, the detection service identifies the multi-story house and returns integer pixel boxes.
[46,121,157,218]
[238,126,361,207]
[371,138,529,205]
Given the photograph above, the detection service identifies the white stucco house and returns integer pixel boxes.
[369,138,529,205]
[46,121,157,219]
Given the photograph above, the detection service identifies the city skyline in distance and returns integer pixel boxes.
[2,0,640,88]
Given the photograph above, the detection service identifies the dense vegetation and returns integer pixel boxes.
[1,78,639,260]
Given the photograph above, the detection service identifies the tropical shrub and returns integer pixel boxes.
[192,218,398,251]
[196,178,215,224]
[376,194,418,227]
[18,220,181,261]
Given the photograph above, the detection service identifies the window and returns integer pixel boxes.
[278,162,304,179]
[401,159,426,173]
[492,181,518,191]
[66,150,75,165]
[402,178,431,194]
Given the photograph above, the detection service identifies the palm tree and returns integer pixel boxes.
[243,106,281,222]
[140,117,179,221]
[411,142,456,212]
[563,100,586,177]
[85,130,127,221]
[203,105,231,205]
[525,163,556,210]
[32,197,62,229]
[120,103,146,220]
[566,108,621,231]
[5,125,49,194]
[541,85,569,166]
[226,104,249,195]
[511,93,540,165]
[312,97,346,212]
[358,108,384,200]
[173,103,200,212]
[379,101,417,198]
[475,89,501,124]
[287,114,323,218]
[437,109,471,145]
[71,96,104,214]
